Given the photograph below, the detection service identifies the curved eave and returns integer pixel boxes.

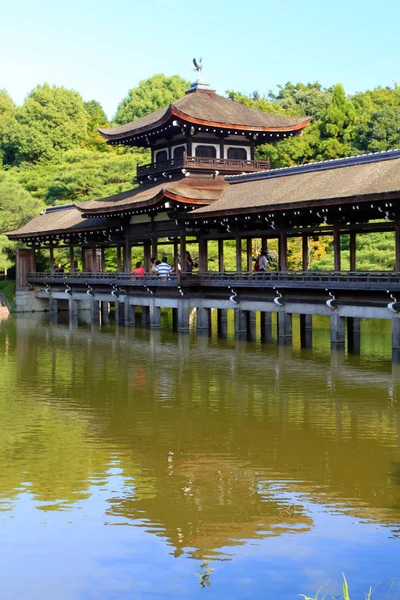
[7,222,108,241]
[99,106,173,142]
[184,191,400,221]
[171,107,310,134]
[99,106,310,143]
[78,192,211,218]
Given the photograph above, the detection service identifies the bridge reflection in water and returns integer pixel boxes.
[1,315,400,596]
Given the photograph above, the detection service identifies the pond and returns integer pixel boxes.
[0,313,399,599]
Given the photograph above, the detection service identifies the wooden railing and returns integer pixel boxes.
[136,155,270,178]
[27,270,400,292]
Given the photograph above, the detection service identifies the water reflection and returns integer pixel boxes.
[0,315,400,597]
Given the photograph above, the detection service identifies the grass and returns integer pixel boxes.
[0,280,16,312]
[301,575,374,600]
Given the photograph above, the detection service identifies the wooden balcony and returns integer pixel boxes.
[136,155,270,179]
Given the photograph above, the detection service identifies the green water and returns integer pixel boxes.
[0,313,399,599]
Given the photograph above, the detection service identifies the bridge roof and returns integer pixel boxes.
[7,205,110,240]
[74,177,228,217]
[99,89,309,143]
[189,150,400,217]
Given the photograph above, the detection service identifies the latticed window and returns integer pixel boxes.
[195,145,217,158]
[227,147,247,160]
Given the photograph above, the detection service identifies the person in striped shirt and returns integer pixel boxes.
[156,257,173,279]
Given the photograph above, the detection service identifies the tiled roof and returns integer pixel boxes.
[191,150,400,216]
[75,177,228,215]
[7,205,109,238]
[99,90,309,140]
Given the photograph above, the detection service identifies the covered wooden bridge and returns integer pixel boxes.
[6,78,400,356]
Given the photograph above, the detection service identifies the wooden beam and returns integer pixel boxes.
[91,246,97,273]
[236,236,242,272]
[279,233,288,271]
[395,222,400,271]
[49,244,55,273]
[124,240,132,273]
[246,238,253,272]
[302,234,309,271]
[116,245,122,272]
[349,232,356,272]
[333,225,341,271]
[144,239,151,272]
[218,239,224,272]
[198,238,208,273]
[179,226,186,274]
[69,246,75,273]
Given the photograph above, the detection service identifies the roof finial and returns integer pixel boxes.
[192,57,203,79]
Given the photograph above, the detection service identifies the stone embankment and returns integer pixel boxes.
[0,293,10,318]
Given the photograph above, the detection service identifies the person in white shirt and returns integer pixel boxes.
[156,257,173,279]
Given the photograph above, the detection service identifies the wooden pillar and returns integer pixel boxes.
[49,296,58,314]
[302,235,309,272]
[277,312,292,344]
[173,238,179,271]
[141,306,150,328]
[333,225,341,272]
[49,245,55,273]
[246,239,253,272]
[91,246,97,273]
[196,306,210,332]
[300,314,312,349]
[218,239,224,273]
[151,237,158,260]
[261,237,268,251]
[124,240,131,273]
[234,309,248,335]
[247,310,257,341]
[149,300,161,328]
[330,313,345,346]
[217,308,228,337]
[279,233,288,272]
[260,312,273,344]
[91,299,100,324]
[179,226,186,275]
[144,239,151,272]
[347,317,360,355]
[116,245,122,272]
[100,248,105,272]
[235,236,242,272]
[81,247,86,272]
[392,318,400,355]
[69,246,75,273]
[177,299,190,331]
[349,232,356,272]
[395,223,400,271]
[101,301,109,325]
[69,298,78,317]
[198,238,208,273]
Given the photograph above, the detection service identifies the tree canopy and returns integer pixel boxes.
[113,74,190,125]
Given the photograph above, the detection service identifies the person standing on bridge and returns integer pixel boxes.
[156,257,173,279]
[254,249,268,272]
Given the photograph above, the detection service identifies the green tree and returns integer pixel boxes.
[113,74,190,125]
[4,84,90,165]
[0,171,43,270]
[318,84,358,159]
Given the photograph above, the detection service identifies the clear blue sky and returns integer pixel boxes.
[1,0,399,119]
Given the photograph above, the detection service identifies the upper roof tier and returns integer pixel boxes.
[99,87,310,144]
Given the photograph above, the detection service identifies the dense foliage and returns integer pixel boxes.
[1,74,400,271]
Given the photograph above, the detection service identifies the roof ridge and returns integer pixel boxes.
[226,148,400,184]
[44,204,75,213]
